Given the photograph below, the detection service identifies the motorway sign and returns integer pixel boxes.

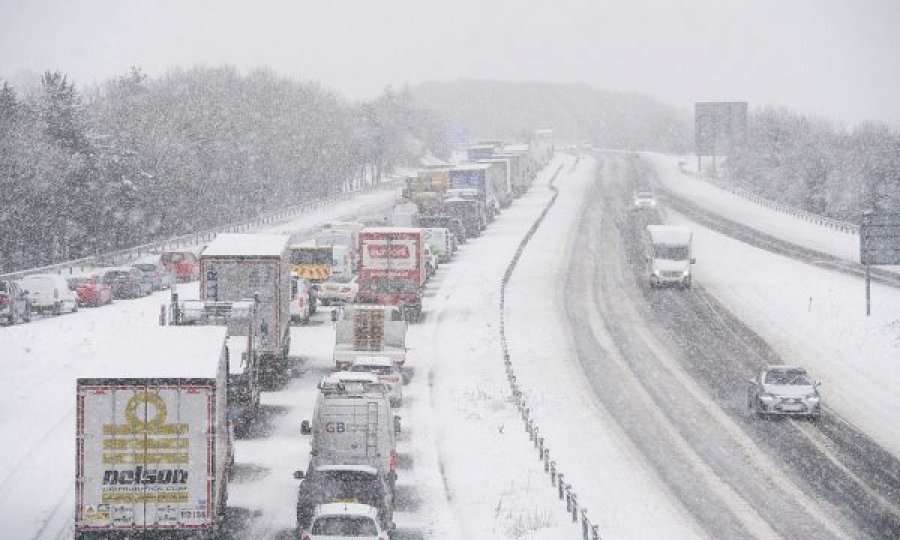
[861,212,900,265]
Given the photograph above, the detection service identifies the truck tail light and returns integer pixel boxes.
[0,294,8,308]
[390,451,397,472]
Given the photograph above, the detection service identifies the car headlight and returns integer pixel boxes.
[682,269,690,277]
[804,394,820,402]
[652,270,661,277]
[759,393,777,402]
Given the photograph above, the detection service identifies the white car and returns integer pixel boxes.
[317,277,358,306]
[349,356,403,407]
[748,365,821,419]
[300,502,392,540]
[20,273,78,315]
[633,190,657,210]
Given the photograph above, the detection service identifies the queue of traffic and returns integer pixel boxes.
[71,132,556,539]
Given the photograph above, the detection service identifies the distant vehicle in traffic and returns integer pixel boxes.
[20,273,78,315]
[67,273,113,307]
[160,249,200,282]
[645,225,695,289]
[633,190,657,210]
[349,355,403,407]
[132,256,172,291]
[0,280,31,325]
[300,503,392,540]
[748,365,821,419]
[293,465,395,532]
[102,267,151,299]
[317,276,358,307]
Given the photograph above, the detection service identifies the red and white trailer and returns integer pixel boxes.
[356,227,426,322]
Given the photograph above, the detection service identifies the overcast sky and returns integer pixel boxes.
[1,0,898,126]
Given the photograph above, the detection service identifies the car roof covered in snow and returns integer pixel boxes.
[646,225,692,245]
[315,464,379,475]
[76,326,226,381]
[202,233,290,258]
[360,227,423,235]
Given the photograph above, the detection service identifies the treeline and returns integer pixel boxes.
[0,67,445,272]
[410,80,692,153]
[725,107,900,221]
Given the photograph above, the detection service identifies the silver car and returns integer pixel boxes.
[748,365,821,419]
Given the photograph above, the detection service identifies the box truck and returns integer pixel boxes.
[75,326,231,539]
[200,233,292,383]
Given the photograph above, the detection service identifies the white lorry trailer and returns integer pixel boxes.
[645,225,695,289]
[333,304,408,370]
[200,233,292,384]
[75,326,231,539]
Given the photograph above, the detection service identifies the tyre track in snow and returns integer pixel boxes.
[599,153,900,538]
[563,153,869,539]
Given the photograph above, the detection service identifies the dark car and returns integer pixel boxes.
[0,280,31,325]
[293,464,394,531]
[132,257,172,291]
[102,267,151,299]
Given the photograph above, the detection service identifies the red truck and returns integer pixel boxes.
[356,227,426,323]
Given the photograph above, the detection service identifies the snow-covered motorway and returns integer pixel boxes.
[3,150,900,539]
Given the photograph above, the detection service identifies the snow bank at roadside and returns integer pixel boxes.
[504,156,703,539]
[646,154,859,262]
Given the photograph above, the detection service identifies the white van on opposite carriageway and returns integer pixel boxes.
[645,225,695,289]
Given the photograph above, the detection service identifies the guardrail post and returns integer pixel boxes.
[558,476,566,500]
[550,461,557,485]
[159,305,167,326]
[570,492,578,522]
[592,524,600,540]
[543,449,550,472]
[538,436,544,456]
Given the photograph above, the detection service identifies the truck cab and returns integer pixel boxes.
[645,225,695,289]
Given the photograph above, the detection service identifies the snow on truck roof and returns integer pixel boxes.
[646,225,692,245]
[77,326,227,380]
[361,227,423,235]
[452,163,491,171]
[202,233,291,258]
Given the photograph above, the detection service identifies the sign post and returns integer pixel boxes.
[859,210,900,316]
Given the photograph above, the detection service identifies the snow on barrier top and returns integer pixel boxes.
[678,164,859,235]
[0,175,404,282]
[202,233,291,258]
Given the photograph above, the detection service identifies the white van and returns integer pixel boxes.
[645,225,695,289]
[20,273,78,315]
[301,372,400,483]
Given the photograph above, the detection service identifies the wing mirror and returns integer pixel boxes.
[690,258,696,264]
[814,380,821,387]
[393,415,402,435]
[301,420,311,435]
[388,522,396,533]
[748,378,757,385]
[331,309,339,322]
[292,470,305,480]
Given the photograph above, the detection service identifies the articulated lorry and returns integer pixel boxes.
[75,326,231,539]
[200,233,292,383]
[450,163,497,219]
[333,304,407,370]
[356,228,426,323]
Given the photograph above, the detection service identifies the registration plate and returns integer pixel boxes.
[779,403,803,412]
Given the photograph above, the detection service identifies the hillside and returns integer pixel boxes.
[410,80,691,152]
